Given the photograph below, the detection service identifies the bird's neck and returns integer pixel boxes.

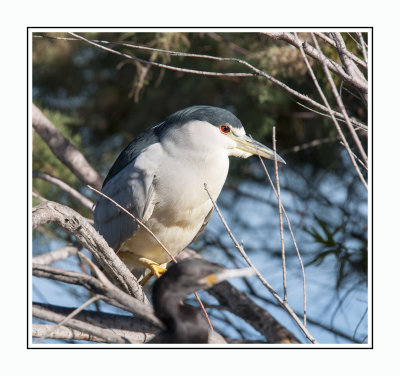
[153,280,209,343]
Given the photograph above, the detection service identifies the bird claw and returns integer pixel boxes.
[140,262,167,286]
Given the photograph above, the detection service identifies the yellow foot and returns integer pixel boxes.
[137,257,167,286]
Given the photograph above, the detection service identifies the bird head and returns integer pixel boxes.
[160,105,285,163]
[157,258,255,295]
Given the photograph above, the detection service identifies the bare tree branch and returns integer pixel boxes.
[69,32,256,78]
[32,263,161,326]
[57,33,367,132]
[33,170,93,210]
[330,32,368,104]
[32,302,159,333]
[32,304,136,344]
[255,155,307,325]
[34,294,102,344]
[32,244,80,265]
[272,128,287,303]
[32,324,156,344]
[357,32,368,64]
[264,32,368,98]
[315,32,367,70]
[314,34,368,165]
[32,200,147,301]
[294,33,368,191]
[32,103,103,190]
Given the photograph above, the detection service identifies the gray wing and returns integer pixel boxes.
[93,153,156,251]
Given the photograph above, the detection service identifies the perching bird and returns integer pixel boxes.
[93,105,285,281]
[151,258,254,343]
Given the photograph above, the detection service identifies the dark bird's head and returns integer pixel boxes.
[151,258,254,343]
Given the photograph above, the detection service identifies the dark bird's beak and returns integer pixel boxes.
[201,267,255,287]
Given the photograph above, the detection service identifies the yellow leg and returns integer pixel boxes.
[137,257,167,285]
[117,252,167,285]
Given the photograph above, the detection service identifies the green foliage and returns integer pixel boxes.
[304,215,367,288]
[32,106,91,214]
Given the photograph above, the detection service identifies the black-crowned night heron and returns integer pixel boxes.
[151,258,254,343]
[93,105,284,282]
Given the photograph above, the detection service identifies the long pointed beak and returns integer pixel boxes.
[202,267,255,286]
[233,134,286,164]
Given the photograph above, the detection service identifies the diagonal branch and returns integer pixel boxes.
[32,200,147,301]
[32,244,80,265]
[33,170,93,210]
[32,103,103,190]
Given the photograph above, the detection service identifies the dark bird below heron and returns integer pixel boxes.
[150,258,254,343]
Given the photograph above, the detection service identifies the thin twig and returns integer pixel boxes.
[283,136,339,154]
[32,190,47,203]
[293,99,367,133]
[357,32,368,64]
[272,128,287,302]
[32,244,80,265]
[88,185,177,263]
[339,141,368,171]
[250,137,307,326]
[204,184,317,343]
[33,170,93,210]
[69,33,256,78]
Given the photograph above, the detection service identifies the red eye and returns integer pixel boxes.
[220,125,231,134]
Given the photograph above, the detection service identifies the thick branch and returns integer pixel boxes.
[209,281,300,344]
[32,263,161,327]
[32,302,159,333]
[32,200,146,302]
[32,103,103,190]
[32,304,132,344]
[32,324,156,344]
